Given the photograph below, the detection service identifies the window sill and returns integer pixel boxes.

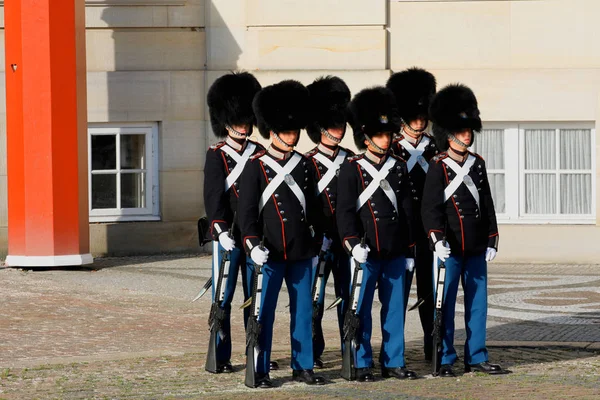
[90,215,161,223]
[497,218,596,225]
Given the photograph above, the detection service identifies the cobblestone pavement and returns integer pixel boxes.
[0,255,599,399]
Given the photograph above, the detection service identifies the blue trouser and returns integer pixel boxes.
[210,241,251,364]
[439,252,489,366]
[403,242,435,356]
[355,255,406,369]
[312,249,351,359]
[255,259,314,374]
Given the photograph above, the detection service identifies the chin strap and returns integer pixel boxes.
[226,124,249,140]
[364,134,388,155]
[320,127,342,144]
[449,133,471,149]
[272,131,297,151]
[401,118,428,136]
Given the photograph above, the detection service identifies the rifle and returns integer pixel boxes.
[311,241,328,341]
[341,232,366,381]
[191,217,216,302]
[245,237,265,388]
[432,247,447,376]
[205,217,236,373]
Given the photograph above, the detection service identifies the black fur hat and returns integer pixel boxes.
[206,72,262,138]
[429,84,481,150]
[252,80,310,139]
[386,67,436,123]
[306,76,351,144]
[348,86,401,150]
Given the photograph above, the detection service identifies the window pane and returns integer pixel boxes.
[488,173,505,214]
[121,173,146,208]
[91,135,116,170]
[525,174,556,214]
[92,174,117,209]
[560,174,592,214]
[473,129,504,169]
[524,129,555,170]
[121,134,146,170]
[560,129,591,170]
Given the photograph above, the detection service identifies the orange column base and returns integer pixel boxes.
[4,0,91,267]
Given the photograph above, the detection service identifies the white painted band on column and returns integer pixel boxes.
[5,254,94,267]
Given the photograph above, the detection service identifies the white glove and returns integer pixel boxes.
[405,258,415,272]
[351,244,370,264]
[434,241,451,262]
[320,236,333,252]
[485,247,497,262]
[218,232,235,251]
[250,246,269,266]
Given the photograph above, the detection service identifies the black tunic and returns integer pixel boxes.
[336,152,415,260]
[421,151,499,256]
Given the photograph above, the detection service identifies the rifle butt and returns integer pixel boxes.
[340,338,356,381]
[204,329,219,373]
[244,344,257,388]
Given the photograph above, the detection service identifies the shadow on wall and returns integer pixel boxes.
[93,2,242,256]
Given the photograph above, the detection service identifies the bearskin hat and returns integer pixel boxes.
[306,76,351,144]
[206,72,262,138]
[429,83,482,150]
[348,86,401,150]
[386,67,436,123]
[252,80,310,139]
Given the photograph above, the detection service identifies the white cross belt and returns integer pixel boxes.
[399,136,430,173]
[313,150,347,194]
[220,142,256,191]
[356,157,398,214]
[442,155,479,207]
[258,153,306,216]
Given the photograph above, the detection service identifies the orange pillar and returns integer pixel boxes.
[4,0,92,267]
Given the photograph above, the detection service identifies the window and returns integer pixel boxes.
[88,123,159,222]
[473,123,596,224]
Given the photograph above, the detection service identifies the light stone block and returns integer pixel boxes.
[160,170,203,222]
[161,120,206,171]
[87,71,171,122]
[390,1,511,70]
[246,26,386,70]
[246,0,386,26]
[0,175,6,227]
[205,0,247,69]
[85,6,168,28]
[510,0,600,68]
[168,0,205,27]
[167,71,205,121]
[429,69,600,122]
[86,29,206,72]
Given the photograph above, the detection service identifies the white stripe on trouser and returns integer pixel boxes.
[220,142,256,191]
[400,136,430,173]
[212,241,219,302]
[356,157,398,213]
[258,153,306,216]
[442,155,479,207]
[313,150,346,194]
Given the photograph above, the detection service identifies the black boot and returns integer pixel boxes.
[439,364,455,378]
[465,361,506,375]
[381,367,418,380]
[269,360,279,370]
[218,362,234,373]
[256,374,273,389]
[356,368,375,382]
[292,369,325,385]
[313,358,324,369]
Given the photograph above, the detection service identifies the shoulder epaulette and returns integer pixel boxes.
[347,154,363,163]
[250,149,266,160]
[209,141,226,151]
[390,153,407,163]
[432,152,449,163]
[304,147,318,157]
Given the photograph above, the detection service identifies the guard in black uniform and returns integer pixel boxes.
[238,80,326,388]
[336,86,417,382]
[386,67,438,361]
[203,72,263,373]
[422,83,505,377]
[304,76,354,367]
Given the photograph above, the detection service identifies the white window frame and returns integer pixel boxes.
[518,122,596,224]
[88,123,160,223]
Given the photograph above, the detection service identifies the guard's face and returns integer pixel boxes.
[276,130,300,146]
[407,117,427,132]
[230,124,251,134]
[365,132,392,151]
[454,128,472,146]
